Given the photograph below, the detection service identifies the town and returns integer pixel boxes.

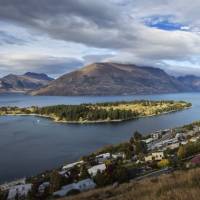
[1,121,200,200]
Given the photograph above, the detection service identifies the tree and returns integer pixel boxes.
[114,166,129,183]
[94,171,108,187]
[130,131,142,144]
[79,165,90,180]
[177,145,187,159]
[157,159,170,168]
[49,171,63,193]
[134,141,147,155]
[0,189,6,200]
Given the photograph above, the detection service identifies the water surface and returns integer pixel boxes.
[0,93,200,183]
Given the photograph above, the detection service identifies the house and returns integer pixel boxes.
[53,178,96,197]
[166,142,180,150]
[112,152,125,159]
[190,154,200,166]
[95,153,111,163]
[190,137,199,143]
[7,184,32,200]
[59,170,70,178]
[193,126,200,133]
[186,154,200,168]
[175,133,185,141]
[142,138,153,144]
[152,152,164,161]
[181,141,188,145]
[145,151,164,162]
[62,160,84,171]
[0,178,26,191]
[88,164,106,176]
[38,182,50,194]
[152,131,161,140]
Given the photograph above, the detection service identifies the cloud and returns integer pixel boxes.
[0,55,84,78]
[1,0,200,76]
[0,31,26,45]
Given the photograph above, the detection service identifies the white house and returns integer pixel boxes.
[152,132,161,140]
[193,126,200,133]
[95,153,111,163]
[145,151,164,162]
[7,184,32,200]
[152,152,164,161]
[88,164,106,176]
[112,152,125,159]
[142,138,153,144]
[166,142,180,150]
[53,178,96,197]
[0,178,26,191]
[38,182,50,194]
[62,160,84,170]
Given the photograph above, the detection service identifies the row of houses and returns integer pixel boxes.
[6,183,32,200]
[53,178,96,197]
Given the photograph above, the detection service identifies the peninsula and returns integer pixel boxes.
[0,100,191,123]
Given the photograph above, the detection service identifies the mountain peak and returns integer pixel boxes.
[24,72,53,81]
[0,72,53,94]
[31,62,189,96]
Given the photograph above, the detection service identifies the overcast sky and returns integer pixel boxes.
[1,0,200,78]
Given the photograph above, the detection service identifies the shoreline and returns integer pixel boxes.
[0,106,191,124]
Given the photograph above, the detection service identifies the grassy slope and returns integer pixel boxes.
[59,168,200,200]
[96,101,189,116]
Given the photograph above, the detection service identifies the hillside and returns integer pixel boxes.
[31,63,191,96]
[177,75,200,91]
[60,168,200,200]
[0,72,53,93]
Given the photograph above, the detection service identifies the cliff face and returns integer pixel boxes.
[31,63,190,96]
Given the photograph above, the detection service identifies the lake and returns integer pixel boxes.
[1,93,200,183]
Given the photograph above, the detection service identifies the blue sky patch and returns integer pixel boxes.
[144,15,185,31]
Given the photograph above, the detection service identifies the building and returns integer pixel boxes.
[152,131,161,140]
[175,133,185,141]
[38,182,50,194]
[112,152,125,159]
[7,184,32,200]
[145,151,164,162]
[190,137,199,143]
[142,138,153,144]
[95,153,111,163]
[193,126,200,133]
[88,164,106,176]
[62,160,84,171]
[0,178,26,191]
[186,154,200,168]
[53,178,96,197]
[166,142,180,150]
[152,152,164,161]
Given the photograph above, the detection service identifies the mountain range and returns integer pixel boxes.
[1,63,200,96]
[0,72,53,94]
[31,62,197,96]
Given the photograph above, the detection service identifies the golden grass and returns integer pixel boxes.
[59,168,200,200]
[94,102,188,116]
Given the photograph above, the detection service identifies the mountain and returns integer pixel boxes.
[177,75,200,91]
[0,72,54,94]
[31,62,191,96]
[24,72,53,81]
